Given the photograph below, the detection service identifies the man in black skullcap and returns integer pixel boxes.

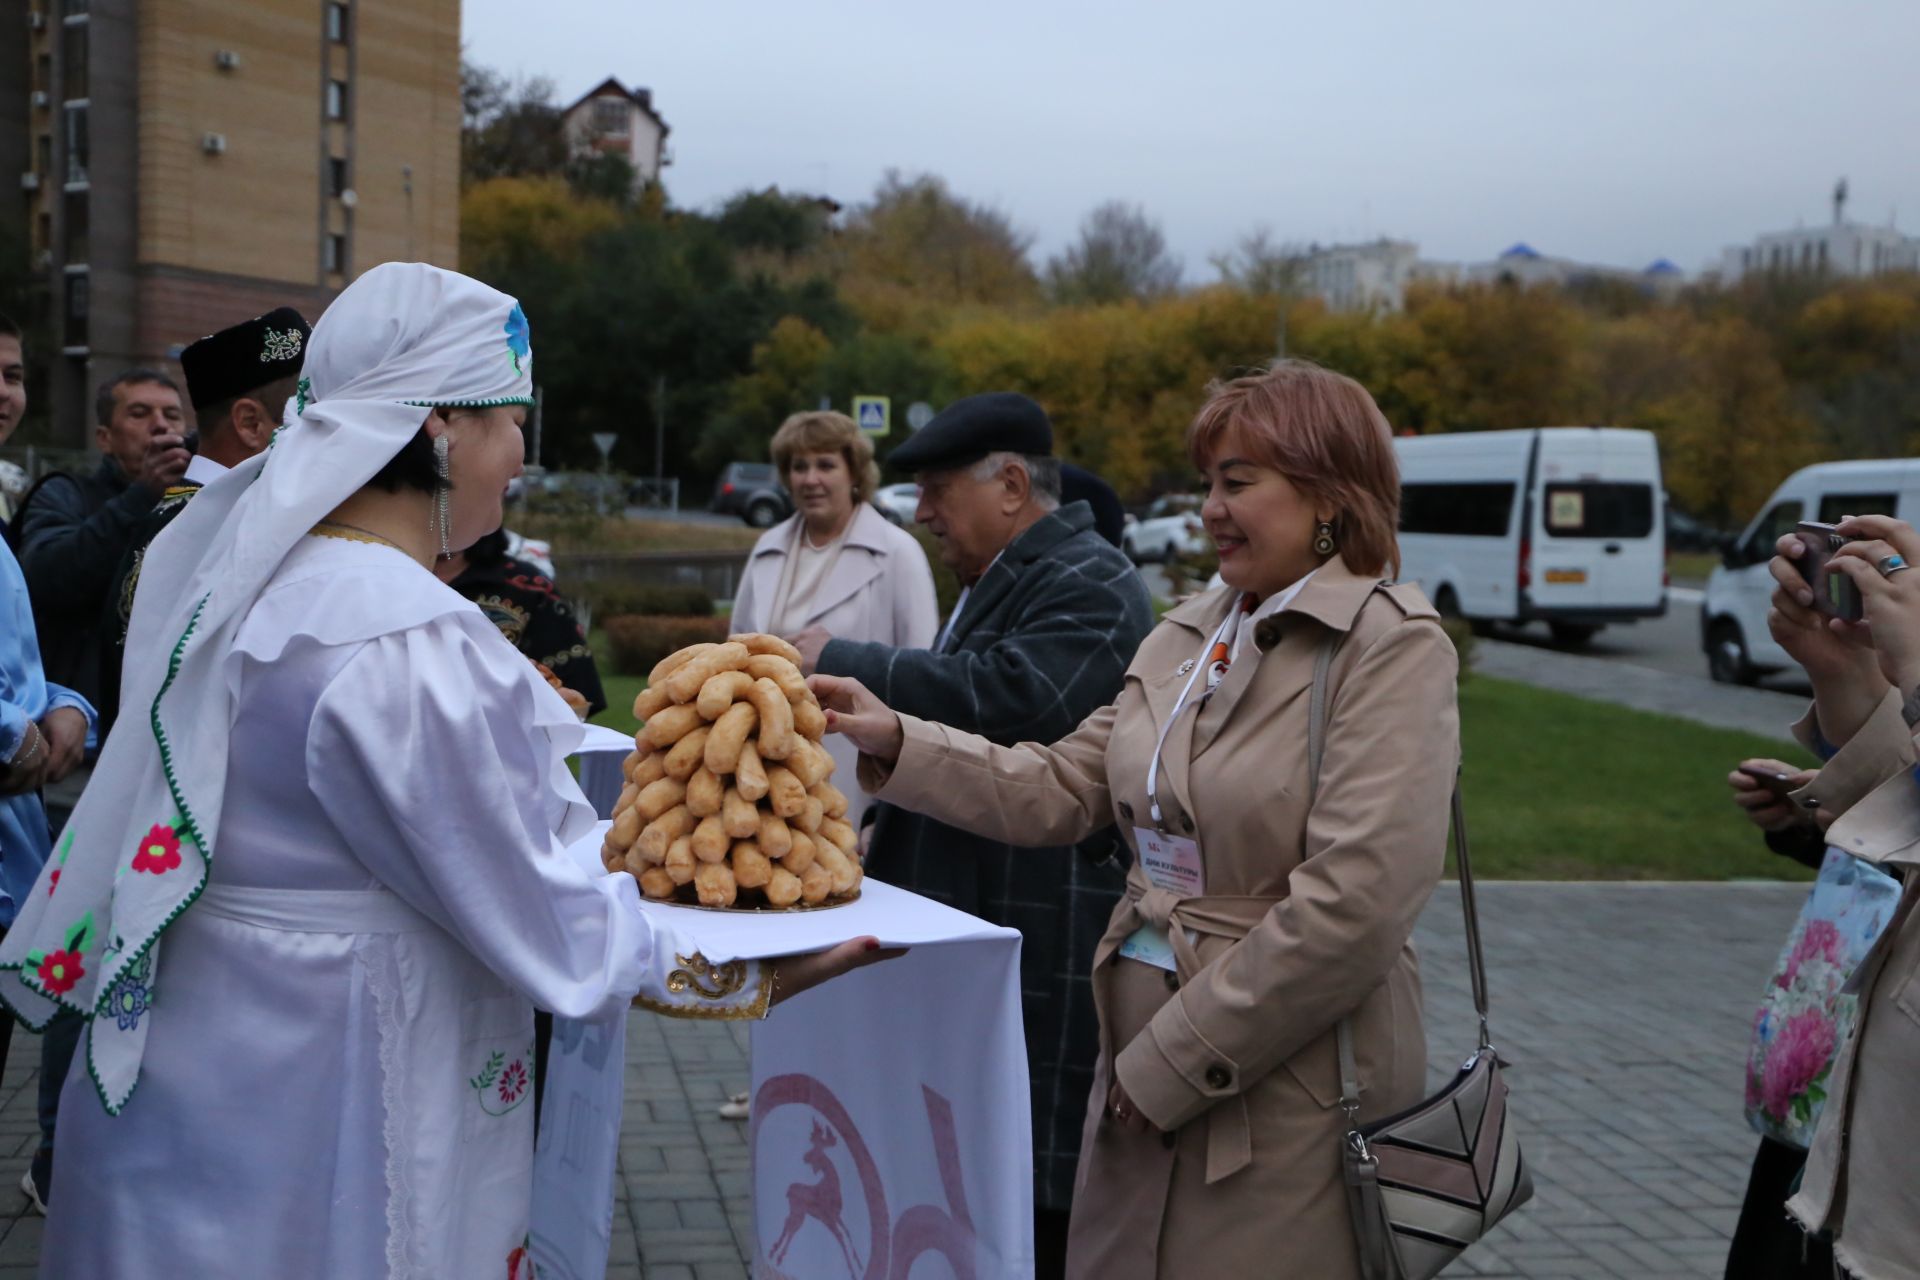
[788,392,1154,1277]
[97,307,309,739]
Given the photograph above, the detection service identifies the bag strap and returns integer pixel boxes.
[1307,594,1491,1127]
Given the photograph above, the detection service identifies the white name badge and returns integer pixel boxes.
[1119,826,1205,973]
[1133,826,1204,897]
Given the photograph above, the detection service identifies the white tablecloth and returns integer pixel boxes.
[572,723,636,818]
[530,822,1034,1279]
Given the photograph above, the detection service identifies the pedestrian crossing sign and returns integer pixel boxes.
[853,395,891,437]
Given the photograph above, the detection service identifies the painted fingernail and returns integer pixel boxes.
[864,939,880,952]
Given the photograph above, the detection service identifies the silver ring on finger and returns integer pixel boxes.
[1877,554,1911,578]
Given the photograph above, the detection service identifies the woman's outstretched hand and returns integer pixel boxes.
[806,674,906,764]
[770,937,907,1008]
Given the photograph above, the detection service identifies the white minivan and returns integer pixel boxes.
[1702,459,1920,683]
[1393,427,1668,645]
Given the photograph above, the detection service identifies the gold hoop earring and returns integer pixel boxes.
[1313,522,1336,558]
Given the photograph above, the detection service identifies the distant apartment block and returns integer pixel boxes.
[12,0,462,446]
[1298,239,1420,311]
[561,77,670,189]
[1718,223,1918,284]
[1298,238,1684,311]
[1718,182,1920,285]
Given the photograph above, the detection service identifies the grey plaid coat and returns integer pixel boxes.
[818,501,1155,1211]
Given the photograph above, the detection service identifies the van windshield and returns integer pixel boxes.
[1542,483,1655,539]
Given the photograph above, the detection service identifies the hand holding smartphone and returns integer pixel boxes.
[1737,764,1799,799]
[1794,522,1865,623]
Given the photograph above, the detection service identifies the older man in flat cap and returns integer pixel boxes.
[789,392,1154,1276]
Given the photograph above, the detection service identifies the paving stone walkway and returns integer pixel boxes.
[602,881,1802,1279]
[0,882,1806,1278]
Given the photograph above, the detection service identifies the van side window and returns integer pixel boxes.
[1400,482,1516,537]
[1816,493,1898,524]
[1541,483,1654,539]
[1745,501,1804,563]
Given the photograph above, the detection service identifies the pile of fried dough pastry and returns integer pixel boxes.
[602,634,861,909]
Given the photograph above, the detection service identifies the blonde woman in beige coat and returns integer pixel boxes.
[732,409,940,825]
[810,361,1460,1279]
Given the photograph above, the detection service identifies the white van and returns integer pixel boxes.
[1393,427,1667,645]
[1702,460,1920,683]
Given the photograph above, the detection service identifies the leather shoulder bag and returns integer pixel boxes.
[1307,618,1534,1280]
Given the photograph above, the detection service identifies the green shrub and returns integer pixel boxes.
[601,615,729,676]
[580,582,715,621]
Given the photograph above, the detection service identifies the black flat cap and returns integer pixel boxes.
[180,306,311,410]
[886,391,1052,473]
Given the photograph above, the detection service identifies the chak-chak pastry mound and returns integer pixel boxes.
[601,634,863,909]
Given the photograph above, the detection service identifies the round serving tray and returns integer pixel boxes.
[641,889,862,914]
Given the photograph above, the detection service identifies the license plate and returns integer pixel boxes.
[1544,569,1587,584]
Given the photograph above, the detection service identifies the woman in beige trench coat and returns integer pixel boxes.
[811,361,1460,1279]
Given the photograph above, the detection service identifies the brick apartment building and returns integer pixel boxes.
[4,0,462,446]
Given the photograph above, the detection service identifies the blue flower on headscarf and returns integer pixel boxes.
[504,304,531,375]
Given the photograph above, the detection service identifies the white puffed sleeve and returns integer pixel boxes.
[305,615,770,1020]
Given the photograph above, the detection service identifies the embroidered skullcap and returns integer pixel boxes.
[179,307,311,410]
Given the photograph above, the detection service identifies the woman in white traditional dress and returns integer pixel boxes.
[0,264,890,1279]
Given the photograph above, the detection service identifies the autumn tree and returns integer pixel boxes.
[830,171,1041,328]
[461,63,568,186]
[1638,314,1818,525]
[1211,228,1305,297]
[1046,201,1183,305]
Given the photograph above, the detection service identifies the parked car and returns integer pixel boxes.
[873,483,921,526]
[710,462,793,528]
[502,530,555,579]
[1394,427,1667,647]
[1122,495,1208,563]
[1702,459,1920,684]
[1666,506,1732,554]
[534,471,625,508]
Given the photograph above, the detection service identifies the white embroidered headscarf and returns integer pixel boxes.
[0,262,535,1113]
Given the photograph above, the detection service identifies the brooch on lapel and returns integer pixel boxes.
[1176,659,1196,676]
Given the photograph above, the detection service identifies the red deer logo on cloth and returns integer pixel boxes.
[769,1120,862,1275]
[750,1074,977,1280]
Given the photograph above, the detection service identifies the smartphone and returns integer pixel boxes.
[1738,765,1799,798]
[1794,521,1864,622]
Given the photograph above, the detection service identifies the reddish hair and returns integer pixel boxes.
[1185,359,1401,577]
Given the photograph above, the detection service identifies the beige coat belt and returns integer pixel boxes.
[1097,878,1286,1184]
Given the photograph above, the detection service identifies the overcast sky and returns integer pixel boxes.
[463,0,1920,278]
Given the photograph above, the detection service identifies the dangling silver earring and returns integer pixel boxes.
[1313,521,1336,558]
[433,434,452,559]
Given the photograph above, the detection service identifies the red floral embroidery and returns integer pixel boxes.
[507,1244,531,1279]
[36,949,84,995]
[498,1059,529,1105]
[132,824,182,875]
[47,869,59,895]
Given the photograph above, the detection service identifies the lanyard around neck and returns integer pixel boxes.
[1146,593,1252,828]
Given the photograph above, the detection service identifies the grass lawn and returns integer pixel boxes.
[1459,674,1814,880]
[594,673,647,738]
[588,662,1818,883]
